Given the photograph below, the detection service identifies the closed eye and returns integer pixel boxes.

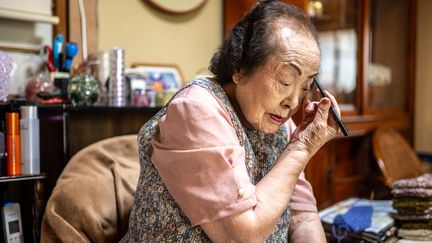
[280,80,292,87]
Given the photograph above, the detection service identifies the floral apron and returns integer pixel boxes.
[122,77,291,242]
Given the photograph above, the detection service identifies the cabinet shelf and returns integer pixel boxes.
[37,104,163,113]
[0,7,59,24]
[0,173,46,183]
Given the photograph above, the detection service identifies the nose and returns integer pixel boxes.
[281,89,301,110]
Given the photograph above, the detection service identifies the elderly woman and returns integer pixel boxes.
[123,0,340,242]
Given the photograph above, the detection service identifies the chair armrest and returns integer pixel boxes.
[421,161,432,174]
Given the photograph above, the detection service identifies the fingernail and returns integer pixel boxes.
[321,98,330,104]
[320,98,331,108]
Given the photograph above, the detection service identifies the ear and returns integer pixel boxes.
[232,70,244,85]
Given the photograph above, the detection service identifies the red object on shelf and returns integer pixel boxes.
[43,45,56,73]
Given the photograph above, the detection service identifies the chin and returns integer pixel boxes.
[245,116,279,134]
[255,123,279,134]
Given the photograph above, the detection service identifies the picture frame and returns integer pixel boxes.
[128,63,184,92]
[145,0,207,15]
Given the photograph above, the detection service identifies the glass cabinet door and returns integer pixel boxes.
[310,0,359,108]
[367,0,410,110]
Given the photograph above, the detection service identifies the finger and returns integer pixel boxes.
[324,90,341,118]
[303,101,319,124]
[302,97,310,111]
[313,97,331,123]
[305,101,318,115]
[315,88,321,98]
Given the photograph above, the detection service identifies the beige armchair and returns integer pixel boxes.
[41,135,140,243]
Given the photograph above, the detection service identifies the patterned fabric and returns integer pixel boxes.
[392,173,432,189]
[391,188,432,198]
[122,77,291,242]
[396,213,432,221]
[393,198,432,212]
[399,220,432,230]
[397,208,432,217]
[398,228,432,241]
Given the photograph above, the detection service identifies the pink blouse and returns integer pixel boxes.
[151,85,317,226]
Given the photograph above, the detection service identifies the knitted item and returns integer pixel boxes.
[333,206,373,233]
[397,208,432,216]
[392,175,432,235]
[392,188,432,198]
[398,228,432,241]
[400,220,432,230]
[396,213,432,221]
[393,198,432,212]
[392,173,432,189]
[331,206,373,243]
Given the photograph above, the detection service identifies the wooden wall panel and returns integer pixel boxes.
[68,0,98,68]
[67,109,158,157]
[53,0,68,38]
[223,0,307,35]
[304,143,334,209]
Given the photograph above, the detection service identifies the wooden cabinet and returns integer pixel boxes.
[223,0,416,209]
[0,175,45,242]
[0,103,158,242]
[0,101,46,242]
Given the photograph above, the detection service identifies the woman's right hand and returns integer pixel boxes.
[289,90,341,156]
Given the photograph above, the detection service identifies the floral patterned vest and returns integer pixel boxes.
[122,77,291,242]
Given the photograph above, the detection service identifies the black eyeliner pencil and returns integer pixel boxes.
[313,79,350,136]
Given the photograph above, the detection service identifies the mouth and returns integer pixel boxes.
[269,113,287,125]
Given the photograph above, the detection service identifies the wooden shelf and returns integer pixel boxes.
[38,104,163,113]
[0,7,59,24]
[0,43,40,54]
[0,173,46,183]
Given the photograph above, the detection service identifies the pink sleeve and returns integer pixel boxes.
[286,120,318,212]
[151,86,257,226]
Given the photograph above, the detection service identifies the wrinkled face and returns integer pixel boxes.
[233,26,320,133]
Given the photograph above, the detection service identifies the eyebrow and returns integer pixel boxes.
[289,62,302,76]
[288,62,319,78]
[308,72,319,78]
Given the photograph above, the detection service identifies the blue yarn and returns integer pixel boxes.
[332,205,373,242]
[332,224,348,243]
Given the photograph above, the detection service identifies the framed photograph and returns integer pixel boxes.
[128,63,184,92]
